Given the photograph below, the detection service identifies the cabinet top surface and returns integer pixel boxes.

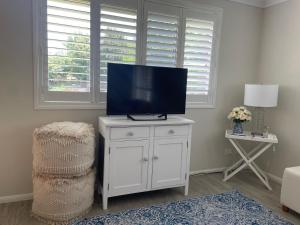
[99,116,194,128]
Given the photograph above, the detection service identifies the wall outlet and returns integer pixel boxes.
[224,148,232,155]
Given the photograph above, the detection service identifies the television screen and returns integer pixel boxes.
[106,63,187,115]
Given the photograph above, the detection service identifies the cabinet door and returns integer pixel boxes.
[152,138,187,189]
[109,140,149,196]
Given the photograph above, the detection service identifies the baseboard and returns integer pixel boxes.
[0,193,33,204]
[190,167,283,185]
[190,167,226,175]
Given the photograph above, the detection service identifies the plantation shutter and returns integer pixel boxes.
[183,18,214,96]
[143,3,181,68]
[36,0,221,108]
[47,0,91,93]
[145,12,179,67]
[100,5,137,92]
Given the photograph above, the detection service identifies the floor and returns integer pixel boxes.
[1,171,300,225]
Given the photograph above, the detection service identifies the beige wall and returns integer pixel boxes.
[0,0,262,197]
[258,0,300,178]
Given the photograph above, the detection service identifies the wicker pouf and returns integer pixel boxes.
[33,122,95,176]
[32,122,96,224]
[32,170,95,223]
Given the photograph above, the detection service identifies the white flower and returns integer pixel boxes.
[227,106,252,122]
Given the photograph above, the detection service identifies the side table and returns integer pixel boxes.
[224,130,278,190]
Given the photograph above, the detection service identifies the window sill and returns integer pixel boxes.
[35,102,216,110]
[34,102,106,110]
[186,102,216,109]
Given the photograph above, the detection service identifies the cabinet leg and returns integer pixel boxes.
[102,196,108,210]
[184,184,189,196]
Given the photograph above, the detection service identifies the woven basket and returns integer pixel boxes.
[32,170,95,223]
[33,122,95,176]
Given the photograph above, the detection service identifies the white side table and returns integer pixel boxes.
[224,130,278,190]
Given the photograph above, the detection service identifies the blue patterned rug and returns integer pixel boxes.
[72,191,293,225]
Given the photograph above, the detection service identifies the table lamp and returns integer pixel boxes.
[244,84,279,136]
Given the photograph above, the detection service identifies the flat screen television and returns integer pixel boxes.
[106,63,187,118]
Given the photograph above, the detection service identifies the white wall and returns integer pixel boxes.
[0,0,262,198]
[258,0,300,178]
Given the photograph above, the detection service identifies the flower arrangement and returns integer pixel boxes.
[227,106,252,123]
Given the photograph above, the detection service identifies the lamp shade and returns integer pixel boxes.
[244,84,279,107]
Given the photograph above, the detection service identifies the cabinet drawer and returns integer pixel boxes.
[110,127,149,140]
[155,125,189,137]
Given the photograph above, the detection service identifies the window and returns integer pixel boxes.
[145,12,179,67]
[47,0,91,93]
[143,4,221,107]
[34,0,222,109]
[100,5,137,92]
[184,18,213,96]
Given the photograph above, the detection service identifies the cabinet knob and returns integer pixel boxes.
[143,157,149,162]
[127,132,134,136]
[153,156,159,160]
[168,129,175,134]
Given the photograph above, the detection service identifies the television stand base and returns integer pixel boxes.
[127,114,167,121]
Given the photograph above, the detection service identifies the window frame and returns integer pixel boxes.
[98,2,140,103]
[182,7,222,108]
[33,0,222,109]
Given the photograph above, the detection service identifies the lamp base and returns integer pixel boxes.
[252,107,265,135]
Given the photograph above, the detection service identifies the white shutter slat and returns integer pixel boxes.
[184,58,210,63]
[147,28,178,37]
[47,30,89,37]
[48,7,90,20]
[101,22,136,32]
[47,0,91,93]
[147,42,177,50]
[48,32,89,42]
[100,5,137,92]
[100,14,136,24]
[146,56,176,64]
[100,60,132,65]
[184,52,211,57]
[100,37,136,44]
[147,49,177,57]
[101,6,136,17]
[48,24,90,36]
[185,27,213,35]
[101,44,136,52]
[47,0,90,13]
[188,74,209,79]
[187,22,212,29]
[100,29,136,38]
[147,21,178,31]
[148,14,178,24]
[146,12,178,67]
[47,14,90,24]
[100,52,135,58]
[185,40,212,46]
[48,47,90,56]
[48,39,89,46]
[185,32,212,40]
[185,46,211,52]
[147,35,177,45]
[184,18,214,96]
[147,62,175,67]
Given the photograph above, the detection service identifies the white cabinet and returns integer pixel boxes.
[98,116,194,210]
[109,140,149,196]
[152,138,187,189]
